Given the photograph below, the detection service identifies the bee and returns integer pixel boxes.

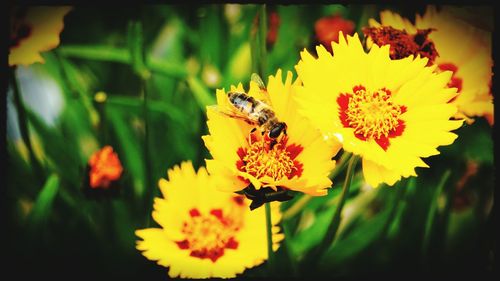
[213,74,287,145]
[227,92,287,139]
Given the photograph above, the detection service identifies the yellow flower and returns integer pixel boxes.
[135,161,283,279]
[295,33,463,187]
[9,6,72,66]
[202,70,340,207]
[367,7,494,125]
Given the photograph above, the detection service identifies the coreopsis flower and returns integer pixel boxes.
[87,145,123,189]
[202,70,340,209]
[315,14,355,53]
[135,161,283,279]
[295,33,463,187]
[365,7,494,125]
[9,6,72,66]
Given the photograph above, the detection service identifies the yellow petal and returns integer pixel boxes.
[9,7,72,66]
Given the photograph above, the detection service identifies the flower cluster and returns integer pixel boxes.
[136,5,492,279]
[365,7,493,124]
[5,4,491,279]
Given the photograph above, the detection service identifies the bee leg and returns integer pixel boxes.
[270,139,277,150]
[248,128,257,145]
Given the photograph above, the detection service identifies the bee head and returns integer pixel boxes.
[269,122,287,139]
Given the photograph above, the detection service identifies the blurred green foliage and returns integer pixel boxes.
[5,4,494,279]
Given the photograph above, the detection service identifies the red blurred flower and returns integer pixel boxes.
[315,14,355,52]
[452,160,479,212]
[88,146,123,189]
[267,11,280,47]
[362,26,438,66]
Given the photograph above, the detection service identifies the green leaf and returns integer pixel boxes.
[112,200,138,252]
[199,5,225,67]
[58,45,130,63]
[106,95,186,125]
[59,45,188,79]
[127,21,151,79]
[286,207,337,259]
[355,5,378,36]
[323,4,349,16]
[147,57,188,79]
[26,174,60,228]
[24,109,81,186]
[318,206,392,269]
[422,169,451,257]
[267,6,309,74]
[187,76,216,110]
[106,106,145,199]
[150,16,187,61]
[223,42,252,86]
[56,54,100,127]
[6,140,38,197]
[459,120,493,165]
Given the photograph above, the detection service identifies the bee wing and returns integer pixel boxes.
[251,73,266,91]
[250,73,272,106]
[208,105,258,126]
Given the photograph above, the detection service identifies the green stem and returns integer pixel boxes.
[380,179,408,242]
[265,202,275,275]
[258,5,267,78]
[316,155,359,259]
[421,169,451,262]
[329,151,353,179]
[282,194,312,220]
[256,6,272,274]
[9,68,44,184]
[281,224,299,277]
[128,19,151,204]
[282,151,353,220]
[94,92,108,145]
[54,51,100,128]
[142,80,151,194]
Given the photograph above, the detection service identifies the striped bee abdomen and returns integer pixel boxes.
[228,92,258,114]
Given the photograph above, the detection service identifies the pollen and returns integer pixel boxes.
[338,86,406,150]
[239,136,303,182]
[176,208,239,262]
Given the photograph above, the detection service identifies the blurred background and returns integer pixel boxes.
[4,4,495,279]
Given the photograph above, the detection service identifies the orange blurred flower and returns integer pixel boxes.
[315,14,355,52]
[88,146,123,189]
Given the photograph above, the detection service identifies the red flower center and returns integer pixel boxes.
[338,85,406,151]
[175,208,240,263]
[236,134,303,182]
